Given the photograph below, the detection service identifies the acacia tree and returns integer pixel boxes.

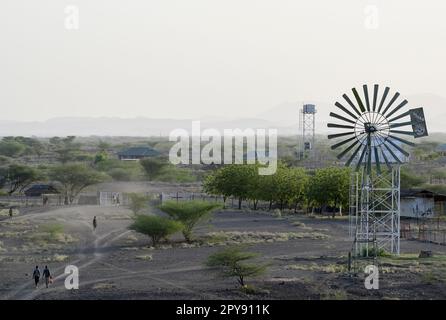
[49,136,82,164]
[0,164,40,195]
[206,246,268,288]
[128,193,150,214]
[129,215,183,247]
[159,200,221,242]
[49,163,107,204]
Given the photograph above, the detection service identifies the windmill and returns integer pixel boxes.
[327,84,428,256]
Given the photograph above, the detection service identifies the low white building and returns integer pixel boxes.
[400,189,446,218]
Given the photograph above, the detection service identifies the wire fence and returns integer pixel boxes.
[401,218,446,245]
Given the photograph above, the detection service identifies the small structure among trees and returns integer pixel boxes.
[117,146,160,161]
[24,184,59,197]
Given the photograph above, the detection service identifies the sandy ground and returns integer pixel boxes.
[1,204,446,300]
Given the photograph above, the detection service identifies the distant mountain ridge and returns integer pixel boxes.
[0,93,444,137]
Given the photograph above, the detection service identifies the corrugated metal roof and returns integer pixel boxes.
[117,146,159,157]
[435,144,446,152]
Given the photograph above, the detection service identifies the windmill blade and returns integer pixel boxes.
[377,87,390,113]
[386,99,408,119]
[363,85,371,112]
[389,110,411,123]
[343,94,362,116]
[389,121,413,129]
[352,87,366,113]
[387,134,415,147]
[355,142,368,172]
[386,139,410,157]
[372,84,379,112]
[382,92,400,116]
[345,143,364,167]
[338,139,360,160]
[389,130,416,136]
[335,102,358,120]
[383,143,403,164]
[366,136,372,175]
[380,146,392,170]
[374,146,381,174]
[328,131,355,139]
[330,136,357,150]
[327,123,355,129]
[329,112,356,124]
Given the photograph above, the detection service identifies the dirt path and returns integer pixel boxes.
[1,206,131,300]
[2,205,220,300]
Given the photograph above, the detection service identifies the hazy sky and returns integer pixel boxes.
[1,0,445,121]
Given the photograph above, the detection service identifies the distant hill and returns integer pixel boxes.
[0,93,444,137]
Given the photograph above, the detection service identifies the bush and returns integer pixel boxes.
[129,215,183,247]
[95,159,144,181]
[36,223,68,242]
[206,246,268,287]
[155,166,197,183]
[108,168,134,181]
[159,201,221,242]
[361,247,389,258]
[128,193,150,214]
[140,158,168,180]
[0,141,25,157]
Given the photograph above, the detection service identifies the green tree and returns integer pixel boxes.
[128,193,150,214]
[0,140,25,157]
[307,167,350,213]
[49,164,107,204]
[288,167,309,212]
[206,246,268,288]
[203,165,254,209]
[129,215,183,247]
[401,167,425,189]
[140,158,168,180]
[159,201,221,242]
[0,164,41,195]
[49,136,82,164]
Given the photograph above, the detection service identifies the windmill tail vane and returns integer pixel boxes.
[327,84,428,173]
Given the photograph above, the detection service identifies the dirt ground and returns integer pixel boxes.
[1,203,446,300]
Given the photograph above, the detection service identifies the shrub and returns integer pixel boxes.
[140,158,168,180]
[109,168,134,181]
[129,215,183,247]
[159,201,221,242]
[128,193,150,214]
[206,246,268,288]
[361,247,389,258]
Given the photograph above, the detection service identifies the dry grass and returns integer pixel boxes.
[205,231,329,246]
[43,254,69,262]
[27,223,76,247]
[285,263,346,273]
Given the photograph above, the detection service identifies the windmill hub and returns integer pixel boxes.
[364,123,377,133]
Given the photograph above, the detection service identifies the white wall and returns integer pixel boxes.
[401,197,435,218]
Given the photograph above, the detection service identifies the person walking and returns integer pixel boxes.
[43,266,51,288]
[9,207,13,218]
[93,216,97,231]
[33,266,41,289]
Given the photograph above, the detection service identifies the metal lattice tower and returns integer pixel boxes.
[350,166,401,255]
[298,104,316,160]
[327,84,428,257]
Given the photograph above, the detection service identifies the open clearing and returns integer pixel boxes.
[1,204,446,300]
